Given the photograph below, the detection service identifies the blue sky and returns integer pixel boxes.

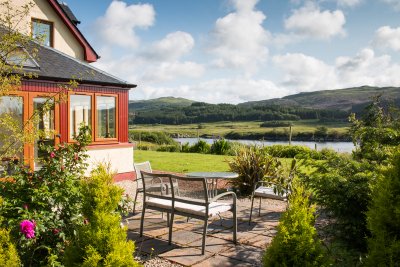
[66,0,400,103]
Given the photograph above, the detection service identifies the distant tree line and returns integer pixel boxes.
[131,102,349,125]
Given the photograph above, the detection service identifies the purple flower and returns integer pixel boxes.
[20,220,36,239]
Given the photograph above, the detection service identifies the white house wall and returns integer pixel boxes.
[85,146,134,176]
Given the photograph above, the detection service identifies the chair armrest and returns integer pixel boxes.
[211,191,237,205]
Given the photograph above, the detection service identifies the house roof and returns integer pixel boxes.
[58,1,80,25]
[47,0,99,62]
[31,43,136,89]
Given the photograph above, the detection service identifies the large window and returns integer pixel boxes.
[32,19,53,47]
[96,96,116,139]
[70,95,91,139]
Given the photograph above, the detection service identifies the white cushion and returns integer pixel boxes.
[255,186,286,200]
[175,201,232,217]
[146,198,172,209]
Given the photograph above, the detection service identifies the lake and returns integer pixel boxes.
[174,138,355,153]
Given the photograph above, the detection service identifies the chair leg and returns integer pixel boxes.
[133,190,139,214]
[249,194,255,225]
[167,212,170,227]
[233,206,237,244]
[168,212,174,245]
[139,206,146,237]
[259,197,262,216]
[202,219,208,255]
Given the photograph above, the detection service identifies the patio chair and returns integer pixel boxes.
[249,180,287,224]
[133,161,152,214]
[139,171,174,242]
[169,174,237,255]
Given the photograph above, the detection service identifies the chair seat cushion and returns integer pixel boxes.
[255,186,286,200]
[147,198,172,209]
[175,201,232,217]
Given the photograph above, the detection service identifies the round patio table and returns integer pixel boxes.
[186,172,239,198]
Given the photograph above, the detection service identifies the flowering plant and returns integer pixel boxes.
[0,126,91,266]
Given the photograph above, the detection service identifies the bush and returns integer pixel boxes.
[228,145,282,195]
[189,140,211,154]
[0,126,91,266]
[0,198,20,267]
[210,138,232,155]
[64,165,138,266]
[263,178,327,267]
[129,131,177,145]
[157,144,180,152]
[264,145,312,158]
[366,151,400,266]
[302,153,375,251]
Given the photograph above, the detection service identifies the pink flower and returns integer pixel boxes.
[53,228,60,235]
[83,218,89,225]
[23,204,28,210]
[20,220,36,239]
[50,152,55,158]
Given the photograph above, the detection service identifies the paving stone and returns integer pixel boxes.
[192,255,253,267]
[159,246,213,266]
[220,244,264,265]
[245,234,273,249]
[187,236,234,254]
[136,237,179,255]
[161,229,203,246]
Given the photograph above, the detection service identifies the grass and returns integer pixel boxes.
[130,119,350,138]
[134,150,233,173]
[134,149,295,174]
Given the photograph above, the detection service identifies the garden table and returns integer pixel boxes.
[186,172,238,198]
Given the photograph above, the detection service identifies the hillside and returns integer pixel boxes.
[240,86,400,111]
[129,86,400,125]
[129,97,194,111]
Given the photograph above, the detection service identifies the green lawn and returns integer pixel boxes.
[134,150,233,173]
[134,150,294,174]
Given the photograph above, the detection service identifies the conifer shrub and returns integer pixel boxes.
[0,198,20,267]
[263,178,327,267]
[366,151,400,266]
[63,164,138,267]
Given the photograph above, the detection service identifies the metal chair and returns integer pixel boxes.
[133,161,152,214]
[169,174,237,255]
[249,180,287,224]
[139,171,174,242]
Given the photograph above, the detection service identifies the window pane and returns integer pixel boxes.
[32,19,52,46]
[70,95,91,138]
[96,96,116,139]
[0,96,23,175]
[33,97,55,170]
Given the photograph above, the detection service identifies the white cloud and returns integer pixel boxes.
[208,0,269,73]
[95,1,155,48]
[335,48,400,86]
[372,26,400,51]
[273,53,337,91]
[141,61,205,83]
[284,3,346,39]
[381,0,400,11]
[142,31,194,61]
[133,78,288,104]
[337,0,362,7]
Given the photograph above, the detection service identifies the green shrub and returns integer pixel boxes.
[157,144,180,152]
[129,131,177,145]
[0,198,20,267]
[210,138,232,155]
[264,145,312,158]
[228,145,282,195]
[189,140,211,154]
[181,142,191,153]
[64,165,138,267]
[263,178,327,267]
[0,126,91,266]
[366,151,400,266]
[302,153,374,251]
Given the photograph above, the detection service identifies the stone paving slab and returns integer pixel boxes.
[192,255,254,267]
[220,244,264,265]
[159,246,214,266]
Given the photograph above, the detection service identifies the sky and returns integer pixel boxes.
[65,0,400,104]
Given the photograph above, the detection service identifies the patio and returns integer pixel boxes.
[122,195,286,266]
